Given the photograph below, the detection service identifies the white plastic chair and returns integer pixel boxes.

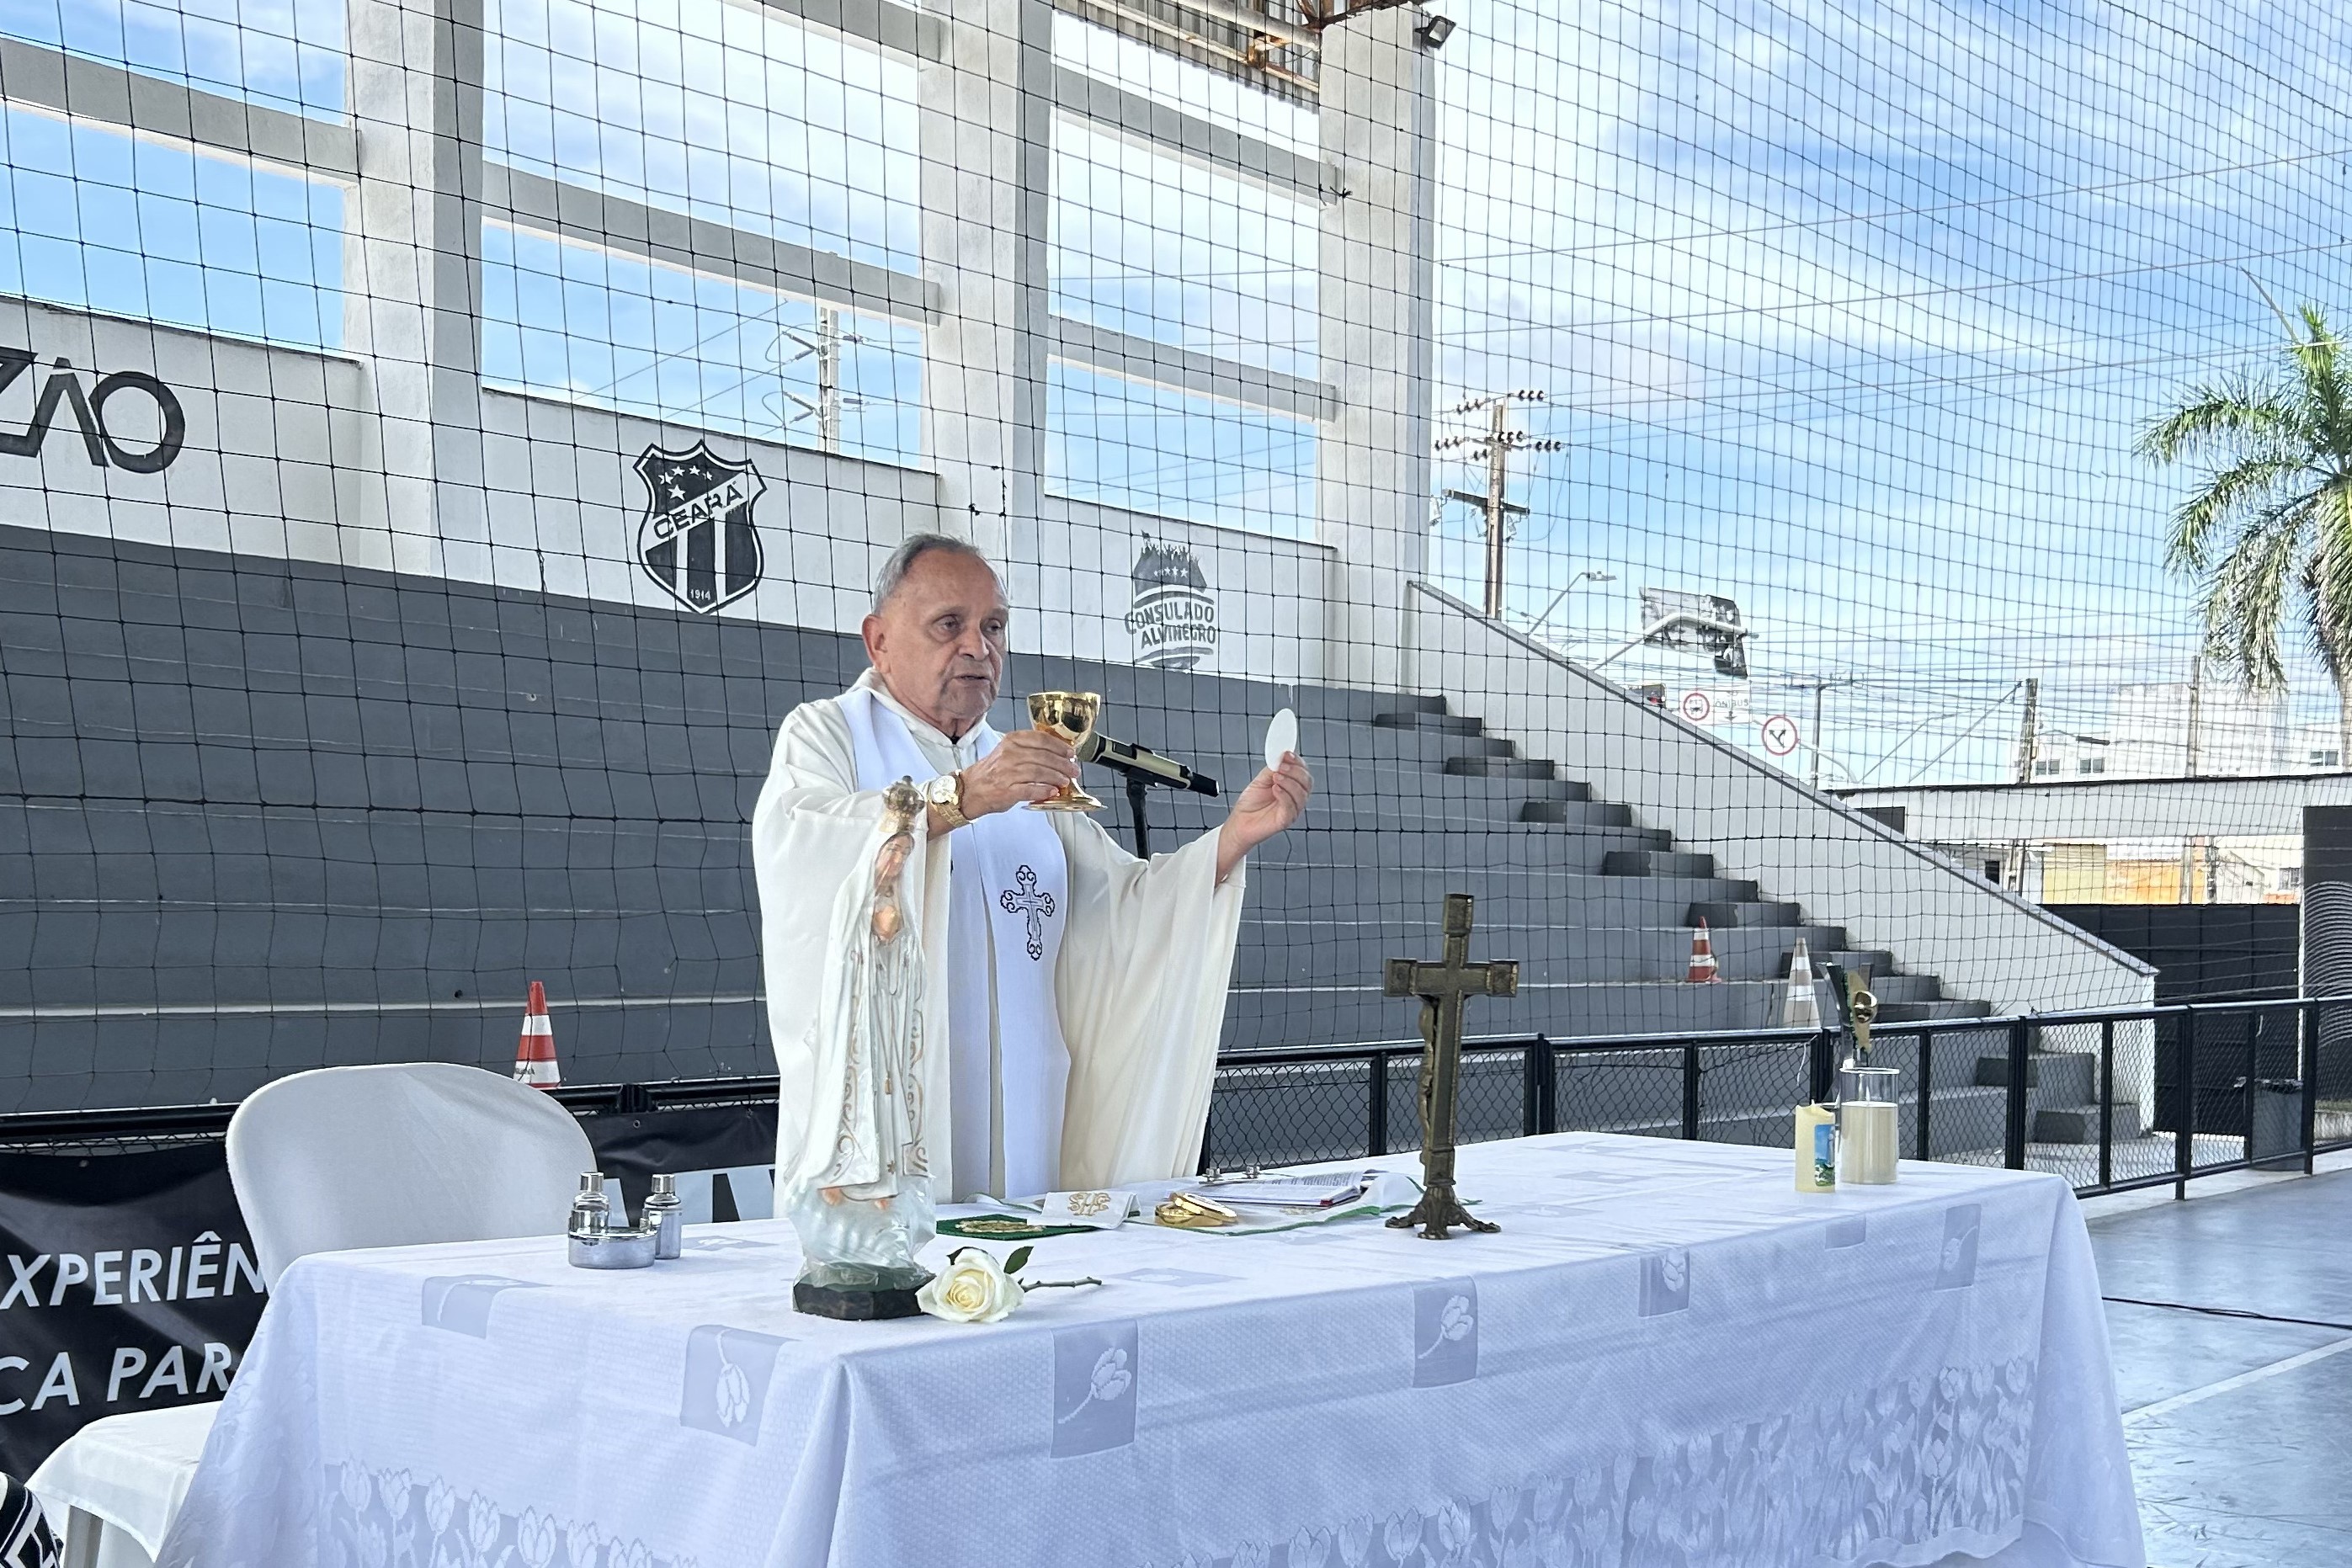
[32,1065,595,1566]
[221,1061,596,1288]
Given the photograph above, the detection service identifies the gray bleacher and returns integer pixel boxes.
[1014,655,1988,1046]
[8,524,2136,1161]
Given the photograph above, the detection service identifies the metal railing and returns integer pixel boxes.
[0,1075,788,1150]
[0,998,2343,1199]
[1201,996,2352,1199]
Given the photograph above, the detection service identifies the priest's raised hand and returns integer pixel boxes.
[1216,752,1313,884]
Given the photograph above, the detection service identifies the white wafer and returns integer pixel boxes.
[1264,707,1298,770]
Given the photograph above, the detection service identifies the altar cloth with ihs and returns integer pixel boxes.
[157,1133,2143,1568]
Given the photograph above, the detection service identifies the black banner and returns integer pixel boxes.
[0,1099,781,1475]
[584,1100,780,1220]
[0,1141,265,1477]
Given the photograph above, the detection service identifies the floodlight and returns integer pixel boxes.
[1594,587,1750,674]
[1416,13,1457,49]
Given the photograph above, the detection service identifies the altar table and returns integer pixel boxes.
[157,1134,2143,1568]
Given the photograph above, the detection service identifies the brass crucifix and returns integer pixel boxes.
[1384,892,1517,1240]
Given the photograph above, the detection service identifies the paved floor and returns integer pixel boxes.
[2086,1161,2352,1567]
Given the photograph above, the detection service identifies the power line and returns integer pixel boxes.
[1431,141,2352,272]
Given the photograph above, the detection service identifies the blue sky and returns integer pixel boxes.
[0,0,343,350]
[0,0,343,115]
[0,104,342,351]
[486,0,921,274]
[9,0,2349,781]
[1430,0,2352,781]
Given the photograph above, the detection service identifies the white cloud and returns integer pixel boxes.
[1435,0,2352,775]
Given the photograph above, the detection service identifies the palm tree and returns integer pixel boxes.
[2137,299,2352,768]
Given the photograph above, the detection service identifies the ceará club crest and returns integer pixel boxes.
[635,440,766,614]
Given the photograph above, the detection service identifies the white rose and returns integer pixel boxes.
[918,1248,1024,1324]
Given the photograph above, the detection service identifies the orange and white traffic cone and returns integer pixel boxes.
[514,981,559,1089]
[1685,919,1721,983]
[1782,938,1822,1029]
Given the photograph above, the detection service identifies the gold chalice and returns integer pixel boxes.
[1026,690,1105,811]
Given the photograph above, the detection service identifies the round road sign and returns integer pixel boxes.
[1679,689,1714,724]
[1760,714,1801,757]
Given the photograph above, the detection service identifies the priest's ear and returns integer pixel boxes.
[861,603,911,671]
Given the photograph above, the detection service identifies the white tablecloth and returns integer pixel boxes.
[156,1134,2144,1568]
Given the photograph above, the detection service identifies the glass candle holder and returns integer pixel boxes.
[1837,1066,1901,1185]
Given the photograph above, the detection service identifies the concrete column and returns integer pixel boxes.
[917,0,1053,560]
[1316,11,1438,692]
[343,0,487,578]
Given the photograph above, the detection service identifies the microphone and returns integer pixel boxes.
[1077,732,1220,797]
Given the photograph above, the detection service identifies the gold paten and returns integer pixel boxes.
[1153,1191,1240,1228]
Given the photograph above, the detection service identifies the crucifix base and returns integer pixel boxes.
[1386,1179,1498,1241]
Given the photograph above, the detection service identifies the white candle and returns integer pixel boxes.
[1838,1099,1899,1185]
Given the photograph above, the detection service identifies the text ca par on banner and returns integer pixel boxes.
[0,1142,264,1473]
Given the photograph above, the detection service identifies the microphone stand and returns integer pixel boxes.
[1125,773,1157,859]
[1079,735,1220,858]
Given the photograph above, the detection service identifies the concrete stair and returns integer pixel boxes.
[1021,676,1992,1054]
[1973,1050,2146,1145]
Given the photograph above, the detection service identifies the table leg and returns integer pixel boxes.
[61,1507,102,1568]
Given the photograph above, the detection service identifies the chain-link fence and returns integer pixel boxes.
[1201,997,2352,1198]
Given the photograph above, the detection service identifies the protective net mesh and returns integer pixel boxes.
[3,0,2350,1172]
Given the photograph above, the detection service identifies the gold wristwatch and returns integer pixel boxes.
[923,770,971,830]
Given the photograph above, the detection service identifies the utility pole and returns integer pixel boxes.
[1436,391,1562,618]
[1478,401,1509,617]
[815,306,843,452]
[1811,682,1828,790]
[1780,674,1855,788]
[2014,677,2041,783]
[2183,655,2207,776]
[772,309,858,453]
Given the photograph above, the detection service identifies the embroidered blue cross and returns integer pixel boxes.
[999,864,1055,960]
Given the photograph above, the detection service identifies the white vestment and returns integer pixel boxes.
[753,672,1249,1198]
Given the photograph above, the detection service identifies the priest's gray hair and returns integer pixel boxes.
[873,532,993,612]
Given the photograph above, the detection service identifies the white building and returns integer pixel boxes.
[2031,680,2296,780]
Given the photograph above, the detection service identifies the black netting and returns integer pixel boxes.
[0,0,2344,1161]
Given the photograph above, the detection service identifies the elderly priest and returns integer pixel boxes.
[753,534,1312,1204]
